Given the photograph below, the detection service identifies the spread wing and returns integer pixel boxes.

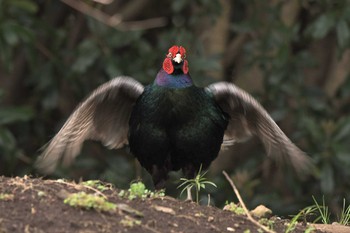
[36,76,144,173]
[207,82,313,174]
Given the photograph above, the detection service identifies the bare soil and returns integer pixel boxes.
[0,176,343,233]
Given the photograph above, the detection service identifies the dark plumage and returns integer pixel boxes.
[129,80,228,187]
[37,45,312,190]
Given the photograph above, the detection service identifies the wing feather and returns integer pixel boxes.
[207,82,312,174]
[36,76,144,173]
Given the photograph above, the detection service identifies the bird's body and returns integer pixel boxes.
[129,69,228,186]
[36,45,312,191]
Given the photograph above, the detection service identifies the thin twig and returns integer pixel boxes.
[61,0,122,25]
[91,0,113,4]
[61,0,167,30]
[222,171,276,233]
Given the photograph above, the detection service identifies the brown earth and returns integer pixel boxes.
[0,176,346,233]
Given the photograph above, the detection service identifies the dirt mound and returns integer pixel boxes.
[0,176,328,233]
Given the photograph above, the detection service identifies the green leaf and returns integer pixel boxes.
[0,21,34,46]
[310,14,335,39]
[336,20,350,48]
[0,106,34,125]
[72,40,100,73]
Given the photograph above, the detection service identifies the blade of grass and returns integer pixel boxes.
[312,196,330,224]
[339,198,350,225]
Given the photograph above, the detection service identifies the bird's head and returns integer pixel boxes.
[162,45,189,75]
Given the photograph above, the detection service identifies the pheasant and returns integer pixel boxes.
[37,45,312,199]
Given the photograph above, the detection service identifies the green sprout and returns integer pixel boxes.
[287,196,329,231]
[0,193,14,201]
[287,195,350,231]
[177,164,217,203]
[304,225,316,233]
[223,201,245,215]
[258,218,275,231]
[312,196,331,224]
[285,209,305,233]
[129,182,148,199]
[120,216,142,227]
[119,181,165,200]
[338,198,350,225]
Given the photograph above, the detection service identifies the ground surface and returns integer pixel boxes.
[0,176,345,233]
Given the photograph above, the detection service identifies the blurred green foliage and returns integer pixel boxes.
[223,0,350,217]
[1,0,350,218]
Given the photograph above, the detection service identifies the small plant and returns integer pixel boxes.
[285,213,315,233]
[289,195,350,230]
[287,196,328,230]
[64,191,116,212]
[177,164,217,203]
[119,181,165,200]
[288,204,319,226]
[0,193,14,201]
[285,210,305,233]
[258,218,275,231]
[312,196,331,224]
[129,182,148,199]
[223,201,245,215]
[304,225,316,233]
[338,198,350,225]
[120,216,141,227]
[81,180,110,191]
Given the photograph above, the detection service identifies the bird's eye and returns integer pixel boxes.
[167,52,172,58]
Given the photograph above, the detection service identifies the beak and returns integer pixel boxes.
[173,53,183,63]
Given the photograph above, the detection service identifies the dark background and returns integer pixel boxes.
[1,0,350,217]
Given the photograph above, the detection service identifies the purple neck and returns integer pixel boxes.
[155,69,193,88]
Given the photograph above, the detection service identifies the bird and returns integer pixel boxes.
[36,45,312,199]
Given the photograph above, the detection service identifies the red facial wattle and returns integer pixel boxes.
[162,57,174,74]
[162,45,189,75]
[182,60,188,74]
